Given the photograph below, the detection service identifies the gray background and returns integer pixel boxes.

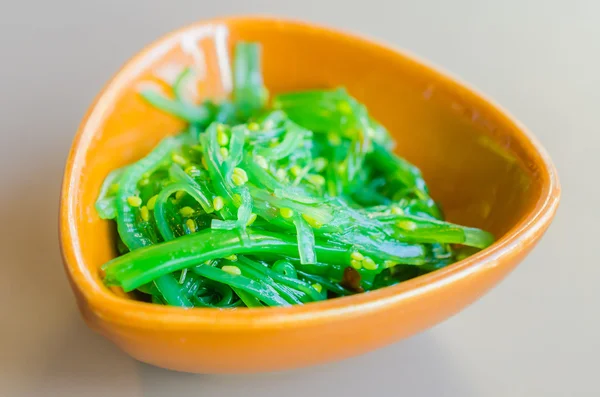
[1,0,596,396]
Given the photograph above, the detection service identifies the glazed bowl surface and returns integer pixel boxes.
[59,16,560,373]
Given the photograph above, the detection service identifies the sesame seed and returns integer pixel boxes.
[107,183,119,195]
[301,214,323,229]
[185,219,197,233]
[232,167,248,186]
[396,220,417,231]
[220,147,229,159]
[255,155,268,169]
[313,157,328,172]
[391,207,405,215]
[327,132,342,146]
[337,100,353,114]
[350,259,363,270]
[280,208,294,219]
[213,196,224,211]
[290,165,302,177]
[171,153,187,166]
[350,251,364,261]
[185,166,201,177]
[225,254,238,262]
[263,120,275,129]
[276,168,287,181]
[179,206,195,217]
[384,260,398,269]
[201,157,208,170]
[221,265,241,275]
[248,122,260,131]
[231,174,245,186]
[312,283,323,293]
[363,257,378,270]
[140,206,150,221]
[175,191,185,200]
[147,195,158,210]
[306,174,326,186]
[126,196,142,207]
[139,178,150,186]
[217,127,229,146]
[246,213,258,226]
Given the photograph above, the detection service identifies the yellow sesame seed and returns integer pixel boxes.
[391,207,405,215]
[213,196,224,211]
[107,183,119,195]
[232,167,248,186]
[201,157,208,170]
[185,219,197,233]
[139,178,150,186]
[302,213,323,229]
[276,168,287,181]
[312,283,323,293]
[172,153,187,166]
[248,122,260,131]
[179,206,195,217]
[306,174,326,186]
[396,220,417,231]
[191,144,204,152]
[255,155,268,169]
[221,265,241,275]
[337,100,353,114]
[225,254,238,262]
[350,251,364,261]
[363,257,378,270]
[246,213,258,226]
[263,120,275,129]
[175,191,185,200]
[147,195,158,210]
[313,157,328,172]
[280,207,294,219]
[232,174,246,186]
[350,259,363,269]
[127,196,142,207]
[384,260,398,269]
[220,147,229,159]
[290,165,302,177]
[328,131,342,146]
[185,166,201,177]
[336,162,347,174]
[140,206,150,221]
[217,128,229,146]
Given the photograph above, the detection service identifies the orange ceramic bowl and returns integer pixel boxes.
[59,16,560,373]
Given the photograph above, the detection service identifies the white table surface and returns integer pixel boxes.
[1,1,596,396]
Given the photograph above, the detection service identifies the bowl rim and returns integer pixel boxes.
[59,15,561,330]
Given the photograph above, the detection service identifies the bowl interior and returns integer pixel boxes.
[64,18,550,304]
